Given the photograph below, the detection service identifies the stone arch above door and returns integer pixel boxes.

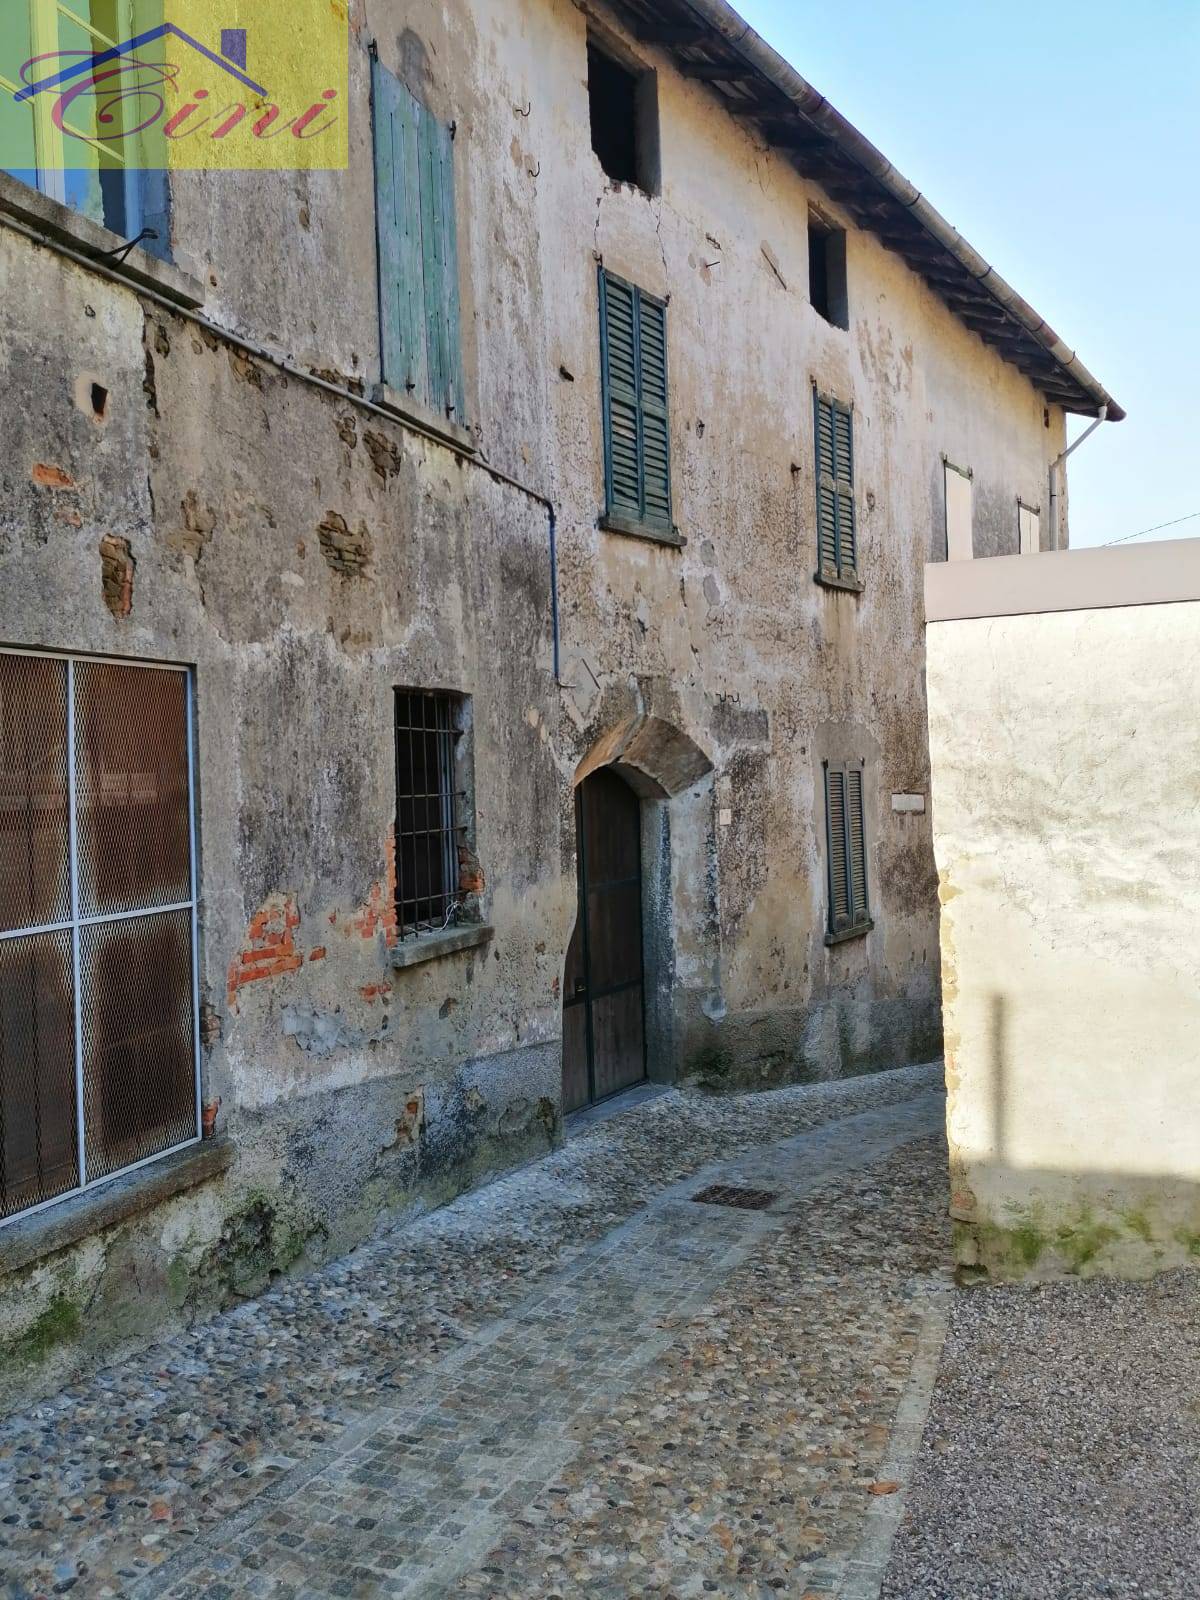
[573,713,714,799]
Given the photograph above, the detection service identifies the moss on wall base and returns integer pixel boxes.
[0,1295,82,1371]
[954,1196,1200,1284]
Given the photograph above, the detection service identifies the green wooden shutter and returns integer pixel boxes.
[600,271,643,520]
[847,768,868,920]
[600,270,672,530]
[814,393,857,580]
[372,58,463,420]
[638,295,672,527]
[815,393,839,577]
[825,767,850,930]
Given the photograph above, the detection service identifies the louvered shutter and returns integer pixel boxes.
[825,768,850,930]
[814,393,857,580]
[815,394,839,577]
[833,403,856,573]
[600,272,641,519]
[373,59,463,420]
[847,768,868,921]
[600,270,673,531]
[638,295,672,527]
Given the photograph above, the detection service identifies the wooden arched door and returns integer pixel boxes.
[562,769,647,1112]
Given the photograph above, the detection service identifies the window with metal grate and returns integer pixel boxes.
[0,650,199,1226]
[824,760,872,943]
[814,389,859,589]
[394,690,467,937]
[599,268,674,541]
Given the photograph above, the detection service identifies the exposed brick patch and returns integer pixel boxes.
[309,946,327,963]
[359,983,393,1004]
[228,348,264,389]
[32,463,75,489]
[363,430,401,481]
[228,896,303,1010]
[311,366,365,397]
[458,841,485,896]
[317,511,371,577]
[347,836,399,947]
[168,489,216,561]
[99,536,135,618]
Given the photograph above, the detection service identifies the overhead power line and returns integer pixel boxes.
[1103,510,1200,547]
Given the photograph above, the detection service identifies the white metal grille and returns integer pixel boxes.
[0,650,200,1225]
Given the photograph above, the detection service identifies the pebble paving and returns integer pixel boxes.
[0,1064,949,1599]
[881,1267,1200,1600]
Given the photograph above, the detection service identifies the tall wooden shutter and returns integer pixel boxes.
[825,762,870,936]
[847,768,868,918]
[825,768,850,928]
[373,58,464,421]
[600,270,672,531]
[639,296,671,525]
[814,392,857,580]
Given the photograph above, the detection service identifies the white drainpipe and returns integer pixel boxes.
[1049,405,1108,550]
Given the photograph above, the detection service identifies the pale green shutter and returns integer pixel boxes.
[373,58,463,420]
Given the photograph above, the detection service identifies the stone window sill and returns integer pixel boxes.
[814,568,865,595]
[599,511,685,549]
[825,921,876,940]
[0,1138,233,1276]
[825,919,874,948]
[371,384,475,454]
[0,171,205,310]
[390,923,494,970]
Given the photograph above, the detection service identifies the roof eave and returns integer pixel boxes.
[620,0,1124,421]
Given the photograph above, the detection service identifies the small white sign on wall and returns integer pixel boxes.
[891,793,926,814]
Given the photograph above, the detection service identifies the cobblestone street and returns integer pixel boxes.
[0,1066,949,1599]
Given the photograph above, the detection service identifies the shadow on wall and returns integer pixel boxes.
[949,991,1200,1282]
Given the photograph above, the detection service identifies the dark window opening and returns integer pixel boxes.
[394,690,465,937]
[824,761,871,943]
[587,39,659,193]
[90,384,109,419]
[809,210,848,329]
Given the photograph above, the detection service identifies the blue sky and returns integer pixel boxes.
[735,0,1199,549]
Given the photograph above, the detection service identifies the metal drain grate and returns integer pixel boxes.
[691,1184,778,1211]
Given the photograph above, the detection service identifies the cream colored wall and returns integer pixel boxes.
[928,601,1200,1280]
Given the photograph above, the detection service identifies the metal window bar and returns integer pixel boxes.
[394,690,464,937]
[0,650,200,1228]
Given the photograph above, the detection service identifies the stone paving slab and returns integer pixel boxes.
[0,1063,946,1598]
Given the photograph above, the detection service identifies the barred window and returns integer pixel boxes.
[394,690,466,937]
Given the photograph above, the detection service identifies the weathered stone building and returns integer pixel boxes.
[0,0,1119,1402]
